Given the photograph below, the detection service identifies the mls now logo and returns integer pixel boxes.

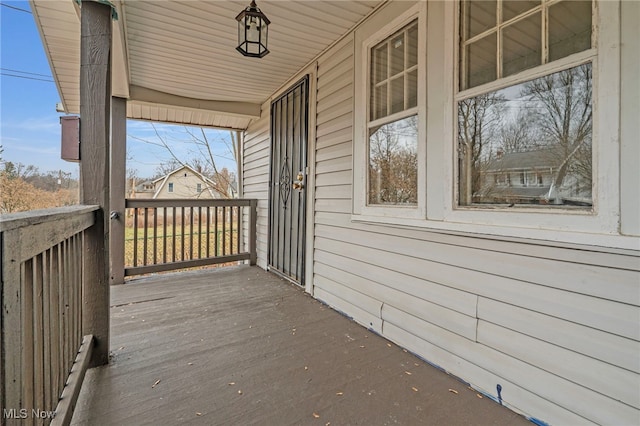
[3,408,56,419]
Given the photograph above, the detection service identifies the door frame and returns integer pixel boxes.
[267,65,317,294]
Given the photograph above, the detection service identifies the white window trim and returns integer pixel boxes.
[351,1,632,249]
[353,3,427,220]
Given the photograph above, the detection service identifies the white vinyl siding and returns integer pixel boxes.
[243,1,640,424]
[242,103,271,269]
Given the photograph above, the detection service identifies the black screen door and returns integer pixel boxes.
[268,76,309,286]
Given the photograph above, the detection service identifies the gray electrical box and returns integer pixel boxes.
[60,116,80,162]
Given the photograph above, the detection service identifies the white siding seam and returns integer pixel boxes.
[474,338,640,414]
[314,252,475,318]
[314,236,638,340]
[315,222,639,305]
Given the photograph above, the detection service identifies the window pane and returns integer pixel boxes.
[458,63,592,207]
[369,115,418,205]
[390,33,405,77]
[391,76,405,114]
[549,0,592,62]
[502,0,539,22]
[407,24,418,68]
[407,69,417,109]
[463,32,496,89]
[372,44,387,84]
[461,0,496,40]
[502,12,541,77]
[371,83,387,121]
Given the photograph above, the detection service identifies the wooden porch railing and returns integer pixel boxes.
[1,205,98,425]
[124,199,257,276]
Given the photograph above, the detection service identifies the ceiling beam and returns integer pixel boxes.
[129,85,262,118]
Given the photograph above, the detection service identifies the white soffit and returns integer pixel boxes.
[31,0,382,130]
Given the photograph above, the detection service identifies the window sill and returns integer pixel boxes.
[350,213,640,251]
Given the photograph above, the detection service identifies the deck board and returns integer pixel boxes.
[71,266,529,425]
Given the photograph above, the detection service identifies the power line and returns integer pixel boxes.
[0,2,31,13]
[0,72,54,83]
[0,68,52,78]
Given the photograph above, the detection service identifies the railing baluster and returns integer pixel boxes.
[172,207,177,263]
[122,199,258,275]
[222,206,227,256]
[34,253,45,418]
[1,206,97,424]
[198,206,202,259]
[23,260,35,423]
[163,207,168,264]
[133,207,139,267]
[230,206,234,255]
[153,205,158,265]
[236,205,241,254]
[214,206,219,256]
[189,207,194,260]
[206,206,211,258]
[143,208,149,266]
[43,249,52,413]
[50,244,61,405]
[181,207,185,261]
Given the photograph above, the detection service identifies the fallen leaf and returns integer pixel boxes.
[336,392,344,396]
[312,413,320,419]
[414,363,419,366]
[411,387,419,392]
[238,390,243,395]
[448,389,458,394]
[118,346,124,350]
[152,380,161,388]
[196,412,202,416]
[404,371,412,376]
[476,394,483,399]
[387,343,392,347]
[304,366,308,370]
[359,345,365,348]
[188,362,193,366]
[228,382,235,386]
[403,349,408,353]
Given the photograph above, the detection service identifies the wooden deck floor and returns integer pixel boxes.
[71,266,530,425]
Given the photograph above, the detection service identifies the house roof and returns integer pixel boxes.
[152,164,221,198]
[486,149,562,172]
[30,0,383,131]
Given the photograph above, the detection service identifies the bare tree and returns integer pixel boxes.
[368,117,417,204]
[458,93,506,204]
[131,125,238,198]
[521,64,592,203]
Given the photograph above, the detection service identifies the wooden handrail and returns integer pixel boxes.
[123,198,258,276]
[1,205,98,425]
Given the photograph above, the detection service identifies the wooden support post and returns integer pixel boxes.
[110,96,126,285]
[80,0,111,367]
[249,199,257,265]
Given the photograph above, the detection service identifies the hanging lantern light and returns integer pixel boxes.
[236,0,270,58]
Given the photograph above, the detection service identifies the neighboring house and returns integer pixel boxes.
[478,149,592,205]
[126,166,230,200]
[32,1,640,424]
[126,179,155,199]
[151,165,224,199]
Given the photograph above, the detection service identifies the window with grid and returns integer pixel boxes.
[457,0,594,208]
[368,20,419,206]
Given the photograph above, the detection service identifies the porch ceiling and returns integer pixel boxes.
[30,0,382,130]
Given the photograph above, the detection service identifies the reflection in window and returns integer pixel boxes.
[369,116,418,205]
[458,63,592,207]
